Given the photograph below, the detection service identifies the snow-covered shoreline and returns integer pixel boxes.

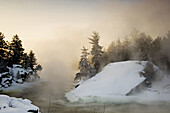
[65,61,170,103]
[0,95,40,113]
[0,80,44,93]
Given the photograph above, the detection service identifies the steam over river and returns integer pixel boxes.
[5,81,170,113]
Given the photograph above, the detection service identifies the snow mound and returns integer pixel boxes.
[135,75,170,101]
[65,61,147,102]
[0,95,40,113]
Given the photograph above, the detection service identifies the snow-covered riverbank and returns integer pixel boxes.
[0,95,40,113]
[65,61,170,103]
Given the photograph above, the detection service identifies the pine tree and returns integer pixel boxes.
[106,41,116,62]
[160,31,170,71]
[20,53,30,69]
[35,64,42,72]
[28,50,37,70]
[114,38,123,61]
[0,32,8,65]
[75,47,94,81]
[100,49,109,68]
[89,32,103,72]
[10,34,24,65]
[133,33,153,60]
[121,37,131,61]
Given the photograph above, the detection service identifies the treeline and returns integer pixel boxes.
[75,29,170,81]
[0,32,42,71]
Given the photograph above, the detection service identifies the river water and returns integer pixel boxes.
[6,81,170,113]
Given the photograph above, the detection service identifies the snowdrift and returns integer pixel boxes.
[65,61,148,102]
[0,95,40,113]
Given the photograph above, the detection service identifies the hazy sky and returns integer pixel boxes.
[1,0,170,80]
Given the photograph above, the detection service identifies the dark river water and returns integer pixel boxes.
[5,81,170,113]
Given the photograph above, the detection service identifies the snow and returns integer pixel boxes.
[1,80,44,93]
[11,67,30,80]
[65,61,147,102]
[13,64,22,68]
[0,95,40,113]
[0,64,37,89]
[0,72,9,78]
[135,75,170,101]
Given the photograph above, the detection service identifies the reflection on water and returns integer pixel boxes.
[7,81,170,113]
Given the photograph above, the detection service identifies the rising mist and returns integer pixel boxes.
[1,0,170,97]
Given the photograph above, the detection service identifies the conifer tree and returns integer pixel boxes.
[121,37,131,61]
[35,64,42,72]
[89,32,103,72]
[10,34,24,65]
[21,53,30,69]
[107,41,116,62]
[74,47,95,81]
[78,47,91,80]
[0,32,8,65]
[114,38,123,61]
[133,33,153,60]
[28,50,37,70]
[100,49,109,67]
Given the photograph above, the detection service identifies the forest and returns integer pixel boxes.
[75,29,170,81]
[0,32,42,88]
[0,32,41,71]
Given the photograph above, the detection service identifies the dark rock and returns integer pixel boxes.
[0,66,9,73]
[27,109,38,113]
[126,79,151,96]
[75,84,80,88]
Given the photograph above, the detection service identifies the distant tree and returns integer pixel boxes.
[0,32,8,65]
[114,38,123,61]
[74,47,94,81]
[106,41,116,62]
[89,32,103,72]
[20,53,30,69]
[150,36,162,64]
[100,48,109,68]
[159,31,170,71]
[133,33,153,60]
[121,37,131,61]
[28,50,37,70]
[10,34,24,65]
[35,64,42,72]
[151,36,162,54]
[130,28,139,39]
[140,62,157,87]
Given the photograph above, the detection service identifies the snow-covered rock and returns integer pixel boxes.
[0,95,40,113]
[0,64,39,89]
[135,75,170,101]
[0,72,12,88]
[65,61,147,102]
[13,64,22,68]
[10,64,33,81]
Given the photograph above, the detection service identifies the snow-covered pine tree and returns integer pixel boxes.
[89,32,103,73]
[75,47,94,81]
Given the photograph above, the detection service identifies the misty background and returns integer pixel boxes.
[0,0,170,90]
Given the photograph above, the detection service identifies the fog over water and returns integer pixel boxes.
[1,1,170,113]
[0,0,170,94]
